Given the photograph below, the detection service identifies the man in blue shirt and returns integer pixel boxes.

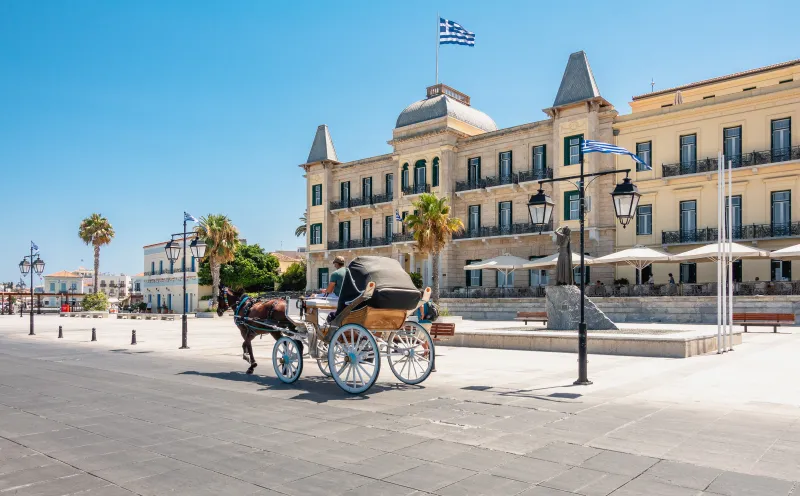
[324,256,346,297]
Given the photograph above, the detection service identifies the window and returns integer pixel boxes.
[60,282,66,292]
[726,195,742,238]
[340,181,350,206]
[167,294,172,311]
[680,200,697,242]
[191,256,196,272]
[339,221,350,243]
[401,211,408,234]
[771,190,791,236]
[499,151,512,180]
[772,118,791,162]
[564,134,583,165]
[573,262,590,285]
[310,223,322,245]
[170,260,175,274]
[564,191,580,221]
[401,164,409,189]
[414,160,426,189]
[732,260,742,283]
[318,268,329,289]
[772,260,792,281]
[680,134,697,172]
[498,201,512,233]
[680,263,697,284]
[159,260,163,275]
[385,173,394,199]
[636,205,652,235]
[362,177,372,202]
[151,261,155,274]
[723,126,742,165]
[385,215,393,239]
[532,145,546,176]
[362,218,372,241]
[134,282,141,292]
[635,141,652,172]
[312,184,322,206]
[468,157,481,186]
[432,157,439,187]
[468,205,481,234]
[529,256,549,287]
[465,259,482,287]
[497,271,514,288]
[49,282,55,291]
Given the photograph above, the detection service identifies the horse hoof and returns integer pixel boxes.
[246,368,254,375]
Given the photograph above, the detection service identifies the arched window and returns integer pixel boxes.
[414,159,427,191]
[432,157,440,187]
[401,163,409,190]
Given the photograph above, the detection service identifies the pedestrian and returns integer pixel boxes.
[648,274,654,285]
[668,273,675,285]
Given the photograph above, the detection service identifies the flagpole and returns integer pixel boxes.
[435,13,440,84]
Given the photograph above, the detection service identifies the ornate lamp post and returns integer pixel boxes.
[164,213,206,349]
[528,166,639,385]
[19,244,45,336]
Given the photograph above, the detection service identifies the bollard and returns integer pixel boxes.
[58,326,63,339]
[91,327,96,342]
[131,329,137,345]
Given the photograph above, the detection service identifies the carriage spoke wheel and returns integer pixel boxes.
[387,321,435,385]
[316,340,332,377]
[272,337,303,384]
[327,324,380,394]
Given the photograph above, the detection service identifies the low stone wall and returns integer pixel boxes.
[440,296,800,324]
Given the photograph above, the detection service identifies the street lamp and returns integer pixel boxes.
[528,166,639,385]
[165,212,203,349]
[19,244,45,335]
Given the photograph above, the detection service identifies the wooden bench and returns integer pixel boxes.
[430,322,455,342]
[515,311,548,325]
[733,312,794,333]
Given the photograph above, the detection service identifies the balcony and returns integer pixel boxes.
[329,193,393,211]
[453,221,554,241]
[402,184,430,196]
[327,237,392,250]
[392,232,414,243]
[455,168,553,193]
[662,222,800,245]
[662,146,800,178]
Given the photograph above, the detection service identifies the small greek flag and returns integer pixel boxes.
[439,18,475,46]
[31,241,38,251]
[184,212,198,222]
[395,210,402,222]
[581,140,650,169]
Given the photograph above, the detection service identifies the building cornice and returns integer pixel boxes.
[388,128,468,146]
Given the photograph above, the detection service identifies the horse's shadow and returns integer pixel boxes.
[178,369,423,403]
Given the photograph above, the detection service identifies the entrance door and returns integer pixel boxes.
[157,294,161,310]
[167,294,172,312]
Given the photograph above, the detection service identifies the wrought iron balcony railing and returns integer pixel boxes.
[662,222,800,244]
[327,237,391,250]
[402,184,430,196]
[455,168,553,192]
[329,193,393,210]
[392,232,414,243]
[453,220,554,240]
[662,146,800,178]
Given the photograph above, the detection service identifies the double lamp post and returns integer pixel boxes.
[19,244,45,336]
[163,213,206,349]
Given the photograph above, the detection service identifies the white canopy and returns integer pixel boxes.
[770,243,800,259]
[670,242,770,263]
[463,255,530,271]
[522,252,595,269]
[589,245,671,270]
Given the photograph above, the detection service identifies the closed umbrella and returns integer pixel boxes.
[589,245,671,284]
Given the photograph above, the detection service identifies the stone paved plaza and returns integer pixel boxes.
[0,315,799,495]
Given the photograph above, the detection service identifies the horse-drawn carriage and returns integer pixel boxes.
[218,256,436,394]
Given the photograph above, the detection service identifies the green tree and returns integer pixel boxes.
[82,292,109,311]
[198,243,280,293]
[280,262,306,291]
[404,193,463,302]
[295,211,307,237]
[194,214,239,301]
[78,213,115,293]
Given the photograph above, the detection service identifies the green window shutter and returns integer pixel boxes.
[542,145,547,170]
[563,136,570,166]
[509,150,513,174]
[477,205,481,229]
[563,191,571,220]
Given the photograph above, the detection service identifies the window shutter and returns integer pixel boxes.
[477,204,481,229]
[563,191,571,220]
[564,137,570,166]
[477,157,481,179]
[542,145,547,170]
[508,150,513,174]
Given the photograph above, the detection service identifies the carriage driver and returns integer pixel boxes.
[323,256,347,300]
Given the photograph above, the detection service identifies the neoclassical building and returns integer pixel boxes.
[302,52,619,292]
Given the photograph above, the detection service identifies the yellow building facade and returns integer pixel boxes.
[615,59,800,284]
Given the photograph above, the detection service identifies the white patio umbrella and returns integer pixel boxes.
[522,252,595,269]
[770,243,800,259]
[588,245,671,284]
[670,242,770,263]
[463,254,529,286]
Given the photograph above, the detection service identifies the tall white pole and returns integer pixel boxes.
[728,159,734,351]
[721,154,728,353]
[717,151,723,353]
[435,13,440,85]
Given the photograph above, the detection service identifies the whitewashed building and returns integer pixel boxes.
[142,239,211,313]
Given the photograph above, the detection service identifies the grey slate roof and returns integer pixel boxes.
[395,95,497,132]
[552,51,601,108]
[306,124,338,163]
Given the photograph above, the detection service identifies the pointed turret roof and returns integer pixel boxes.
[306,124,338,163]
[552,51,601,108]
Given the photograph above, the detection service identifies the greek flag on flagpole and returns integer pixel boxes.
[581,139,650,169]
[184,212,198,222]
[31,241,38,251]
[395,210,403,222]
[439,18,475,46]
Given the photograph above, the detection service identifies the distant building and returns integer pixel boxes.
[142,239,210,312]
[270,251,304,274]
[42,271,85,307]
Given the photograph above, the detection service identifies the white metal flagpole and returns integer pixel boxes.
[721,153,728,353]
[728,159,734,351]
[436,13,440,84]
[717,151,723,353]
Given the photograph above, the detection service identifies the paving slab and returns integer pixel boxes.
[541,467,631,496]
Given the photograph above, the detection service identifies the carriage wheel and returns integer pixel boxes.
[272,336,303,384]
[327,324,380,394]
[316,340,332,377]
[387,321,435,385]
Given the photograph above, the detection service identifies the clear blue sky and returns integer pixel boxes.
[2,0,798,284]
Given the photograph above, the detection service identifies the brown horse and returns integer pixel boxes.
[217,284,297,374]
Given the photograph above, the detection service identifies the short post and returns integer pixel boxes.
[58,325,63,338]
[131,329,137,345]
[91,327,96,342]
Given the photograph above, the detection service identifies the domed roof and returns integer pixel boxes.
[395,94,497,132]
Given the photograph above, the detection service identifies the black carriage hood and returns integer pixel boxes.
[336,256,421,315]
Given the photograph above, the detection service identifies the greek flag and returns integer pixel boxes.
[184,212,198,222]
[439,18,475,46]
[31,241,38,251]
[395,210,402,222]
[581,140,650,169]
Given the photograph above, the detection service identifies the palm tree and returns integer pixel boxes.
[404,193,463,302]
[78,214,115,294]
[295,211,307,237]
[194,214,239,302]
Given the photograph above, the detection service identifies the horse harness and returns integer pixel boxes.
[233,294,283,336]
